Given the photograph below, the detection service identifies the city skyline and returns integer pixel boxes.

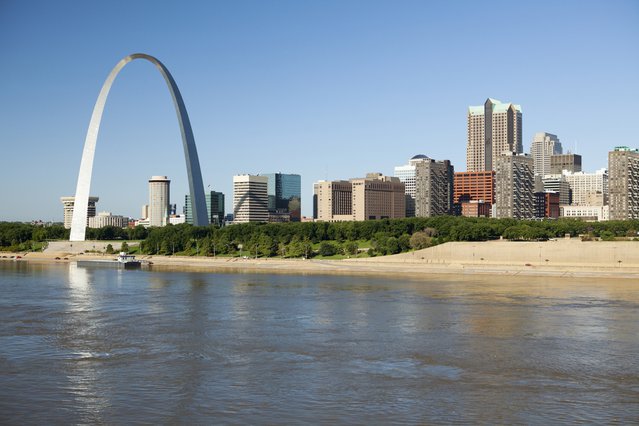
[1,1,638,221]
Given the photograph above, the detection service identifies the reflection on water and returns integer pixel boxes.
[0,261,638,424]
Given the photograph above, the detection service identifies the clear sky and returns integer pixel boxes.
[1,0,637,221]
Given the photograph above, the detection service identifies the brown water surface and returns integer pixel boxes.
[1,261,638,424]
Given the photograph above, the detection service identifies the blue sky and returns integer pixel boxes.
[1,0,637,221]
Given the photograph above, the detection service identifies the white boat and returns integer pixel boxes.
[117,252,141,269]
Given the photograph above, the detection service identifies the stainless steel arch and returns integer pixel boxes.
[70,53,209,241]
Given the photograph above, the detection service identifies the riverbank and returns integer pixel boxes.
[3,239,639,280]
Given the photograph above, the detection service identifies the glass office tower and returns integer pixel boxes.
[264,173,301,222]
[185,191,225,226]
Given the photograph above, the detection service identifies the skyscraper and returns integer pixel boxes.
[233,175,269,223]
[530,132,562,178]
[185,191,225,226]
[148,176,170,227]
[608,147,639,220]
[494,152,534,219]
[264,173,301,222]
[467,98,522,172]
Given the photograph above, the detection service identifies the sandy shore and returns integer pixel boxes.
[3,243,639,280]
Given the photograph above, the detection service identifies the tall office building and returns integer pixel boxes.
[453,171,495,216]
[313,174,405,221]
[550,153,582,174]
[185,191,225,226]
[494,152,534,219]
[264,173,301,222]
[148,176,170,227]
[608,147,639,220]
[352,174,405,221]
[530,132,562,177]
[313,180,352,221]
[563,169,608,206]
[541,175,571,205]
[60,196,99,229]
[467,98,522,172]
[233,175,269,223]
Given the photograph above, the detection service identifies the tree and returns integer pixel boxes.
[342,241,359,256]
[318,241,339,257]
[105,243,114,254]
[120,241,129,253]
[385,237,400,254]
[410,231,432,250]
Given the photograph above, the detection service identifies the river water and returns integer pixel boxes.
[1,261,638,424]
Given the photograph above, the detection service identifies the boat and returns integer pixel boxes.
[117,252,142,269]
[76,252,144,270]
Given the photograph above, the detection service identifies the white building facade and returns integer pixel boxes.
[60,196,99,229]
[233,175,269,223]
[148,176,170,227]
[563,169,608,206]
[88,211,127,228]
[530,132,562,178]
[560,205,609,221]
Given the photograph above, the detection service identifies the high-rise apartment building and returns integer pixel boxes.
[467,98,522,172]
[313,174,405,221]
[608,147,639,220]
[394,155,453,217]
[233,175,269,223]
[530,132,562,177]
[60,196,99,229]
[413,157,454,217]
[453,171,495,216]
[563,169,608,206]
[494,152,534,219]
[550,153,582,174]
[148,176,170,227]
[185,191,225,226]
[264,173,301,222]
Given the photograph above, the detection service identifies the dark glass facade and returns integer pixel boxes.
[265,173,301,222]
[185,191,225,226]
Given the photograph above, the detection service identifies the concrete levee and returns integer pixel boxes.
[361,239,639,269]
[45,241,139,254]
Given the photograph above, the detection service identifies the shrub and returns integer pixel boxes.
[318,241,339,257]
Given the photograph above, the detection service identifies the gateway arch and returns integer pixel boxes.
[70,53,209,241]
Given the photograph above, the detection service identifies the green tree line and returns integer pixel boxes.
[0,222,69,251]
[136,216,639,257]
[3,217,638,256]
